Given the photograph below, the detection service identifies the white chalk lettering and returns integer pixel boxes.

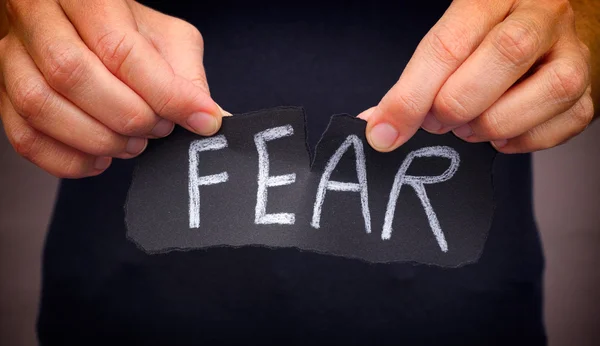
[188,135,229,229]
[382,146,460,252]
[254,125,297,225]
[311,135,371,233]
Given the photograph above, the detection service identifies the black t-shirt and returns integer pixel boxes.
[37,1,546,345]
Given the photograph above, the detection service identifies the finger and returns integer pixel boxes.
[364,0,512,152]
[131,2,208,90]
[1,38,147,158]
[430,1,565,130]
[1,97,111,178]
[6,0,168,138]
[129,1,226,125]
[130,2,233,119]
[493,91,594,154]
[59,0,223,135]
[454,39,590,142]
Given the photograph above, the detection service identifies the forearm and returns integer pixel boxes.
[572,0,600,115]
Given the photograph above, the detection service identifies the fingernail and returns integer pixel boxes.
[94,157,111,171]
[369,123,399,150]
[218,104,233,117]
[453,124,473,138]
[421,113,443,132]
[151,119,175,137]
[187,112,218,135]
[126,137,148,155]
[357,106,377,121]
[492,139,508,149]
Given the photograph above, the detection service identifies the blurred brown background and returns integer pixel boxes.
[1,121,599,345]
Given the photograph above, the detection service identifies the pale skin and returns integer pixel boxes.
[0,0,597,178]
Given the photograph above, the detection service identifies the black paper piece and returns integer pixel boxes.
[125,107,496,267]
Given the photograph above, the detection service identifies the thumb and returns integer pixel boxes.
[131,1,226,133]
[364,84,430,153]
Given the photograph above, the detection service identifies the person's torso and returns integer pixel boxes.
[37,1,546,345]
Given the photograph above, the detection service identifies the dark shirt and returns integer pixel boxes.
[37,1,546,345]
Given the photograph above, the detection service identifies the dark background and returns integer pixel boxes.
[1,120,599,345]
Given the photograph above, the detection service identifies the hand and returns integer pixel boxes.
[360,0,593,153]
[0,0,224,178]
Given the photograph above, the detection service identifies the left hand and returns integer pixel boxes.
[359,0,593,153]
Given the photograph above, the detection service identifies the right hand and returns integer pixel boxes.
[0,0,225,178]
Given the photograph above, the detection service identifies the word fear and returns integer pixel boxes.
[188,125,460,252]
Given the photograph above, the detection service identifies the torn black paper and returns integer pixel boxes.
[125,107,496,267]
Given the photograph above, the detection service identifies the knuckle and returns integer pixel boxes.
[525,126,556,151]
[426,22,472,67]
[547,61,587,103]
[10,125,39,160]
[44,41,87,91]
[152,75,188,117]
[173,19,204,46]
[91,132,121,156]
[571,95,594,129]
[476,111,507,140]
[492,20,540,67]
[11,77,52,122]
[433,91,472,124]
[154,87,179,116]
[385,92,425,118]
[93,31,133,72]
[120,109,155,136]
[59,156,89,179]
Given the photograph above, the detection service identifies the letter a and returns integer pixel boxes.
[311,135,371,234]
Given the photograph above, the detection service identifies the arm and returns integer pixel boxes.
[572,0,600,116]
